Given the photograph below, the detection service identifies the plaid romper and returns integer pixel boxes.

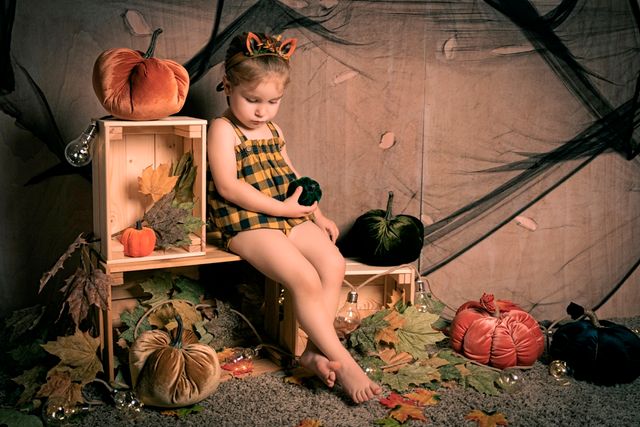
[207,118,309,248]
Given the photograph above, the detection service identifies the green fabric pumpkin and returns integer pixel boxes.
[286,176,322,206]
[344,191,424,266]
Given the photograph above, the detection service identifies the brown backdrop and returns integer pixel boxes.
[1,0,638,321]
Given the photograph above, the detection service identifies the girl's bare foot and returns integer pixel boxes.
[335,359,382,403]
[299,348,340,388]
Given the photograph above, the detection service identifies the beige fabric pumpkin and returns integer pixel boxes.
[129,314,221,408]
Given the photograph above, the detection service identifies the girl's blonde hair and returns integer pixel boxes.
[223,33,292,88]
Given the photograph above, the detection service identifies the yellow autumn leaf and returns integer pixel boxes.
[138,163,179,202]
[403,389,440,406]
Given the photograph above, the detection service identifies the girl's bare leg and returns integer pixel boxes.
[288,221,345,388]
[229,227,381,403]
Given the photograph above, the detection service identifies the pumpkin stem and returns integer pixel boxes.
[135,220,143,230]
[583,309,603,328]
[384,191,394,221]
[143,28,163,59]
[170,314,184,348]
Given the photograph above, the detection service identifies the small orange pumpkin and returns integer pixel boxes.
[120,220,156,257]
[92,28,189,120]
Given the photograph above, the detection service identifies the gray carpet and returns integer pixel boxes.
[50,318,640,427]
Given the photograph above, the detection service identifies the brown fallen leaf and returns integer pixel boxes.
[389,403,427,423]
[465,409,508,427]
[41,329,103,384]
[375,310,406,345]
[36,369,84,406]
[386,288,404,308]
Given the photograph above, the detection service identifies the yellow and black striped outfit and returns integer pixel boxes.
[207,118,309,248]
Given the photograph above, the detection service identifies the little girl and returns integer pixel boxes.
[207,32,381,403]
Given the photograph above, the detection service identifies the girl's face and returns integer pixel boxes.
[225,75,286,131]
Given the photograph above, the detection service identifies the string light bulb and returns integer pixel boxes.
[414,279,431,313]
[64,121,98,167]
[334,291,361,338]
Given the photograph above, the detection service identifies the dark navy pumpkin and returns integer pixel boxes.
[550,302,640,385]
[286,177,322,206]
[340,191,424,266]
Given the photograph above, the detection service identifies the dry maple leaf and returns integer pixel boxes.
[379,348,413,365]
[378,348,414,373]
[386,288,404,308]
[60,266,111,327]
[375,310,406,345]
[389,403,427,423]
[13,366,47,405]
[404,389,440,406]
[138,163,179,202]
[41,329,103,384]
[465,409,509,427]
[36,369,84,405]
[39,233,86,293]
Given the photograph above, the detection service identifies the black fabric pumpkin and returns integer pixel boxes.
[549,302,640,385]
[286,176,322,206]
[339,191,424,266]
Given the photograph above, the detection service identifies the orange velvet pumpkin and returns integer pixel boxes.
[92,28,189,120]
[449,293,544,369]
[120,220,156,257]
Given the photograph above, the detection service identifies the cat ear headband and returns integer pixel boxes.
[217,32,297,91]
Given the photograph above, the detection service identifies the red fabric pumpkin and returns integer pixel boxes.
[449,293,544,369]
[120,220,156,257]
[92,28,189,120]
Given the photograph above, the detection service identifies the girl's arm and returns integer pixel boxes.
[208,118,315,218]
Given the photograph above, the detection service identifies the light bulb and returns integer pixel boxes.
[334,291,361,338]
[414,280,430,313]
[549,359,572,385]
[113,389,144,413]
[496,368,523,393]
[64,122,98,167]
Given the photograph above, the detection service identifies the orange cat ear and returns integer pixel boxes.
[246,32,263,55]
[278,38,297,59]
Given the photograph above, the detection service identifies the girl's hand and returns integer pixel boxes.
[313,211,340,243]
[281,187,317,218]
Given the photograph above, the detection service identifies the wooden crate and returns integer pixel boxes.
[92,116,207,265]
[264,260,415,357]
